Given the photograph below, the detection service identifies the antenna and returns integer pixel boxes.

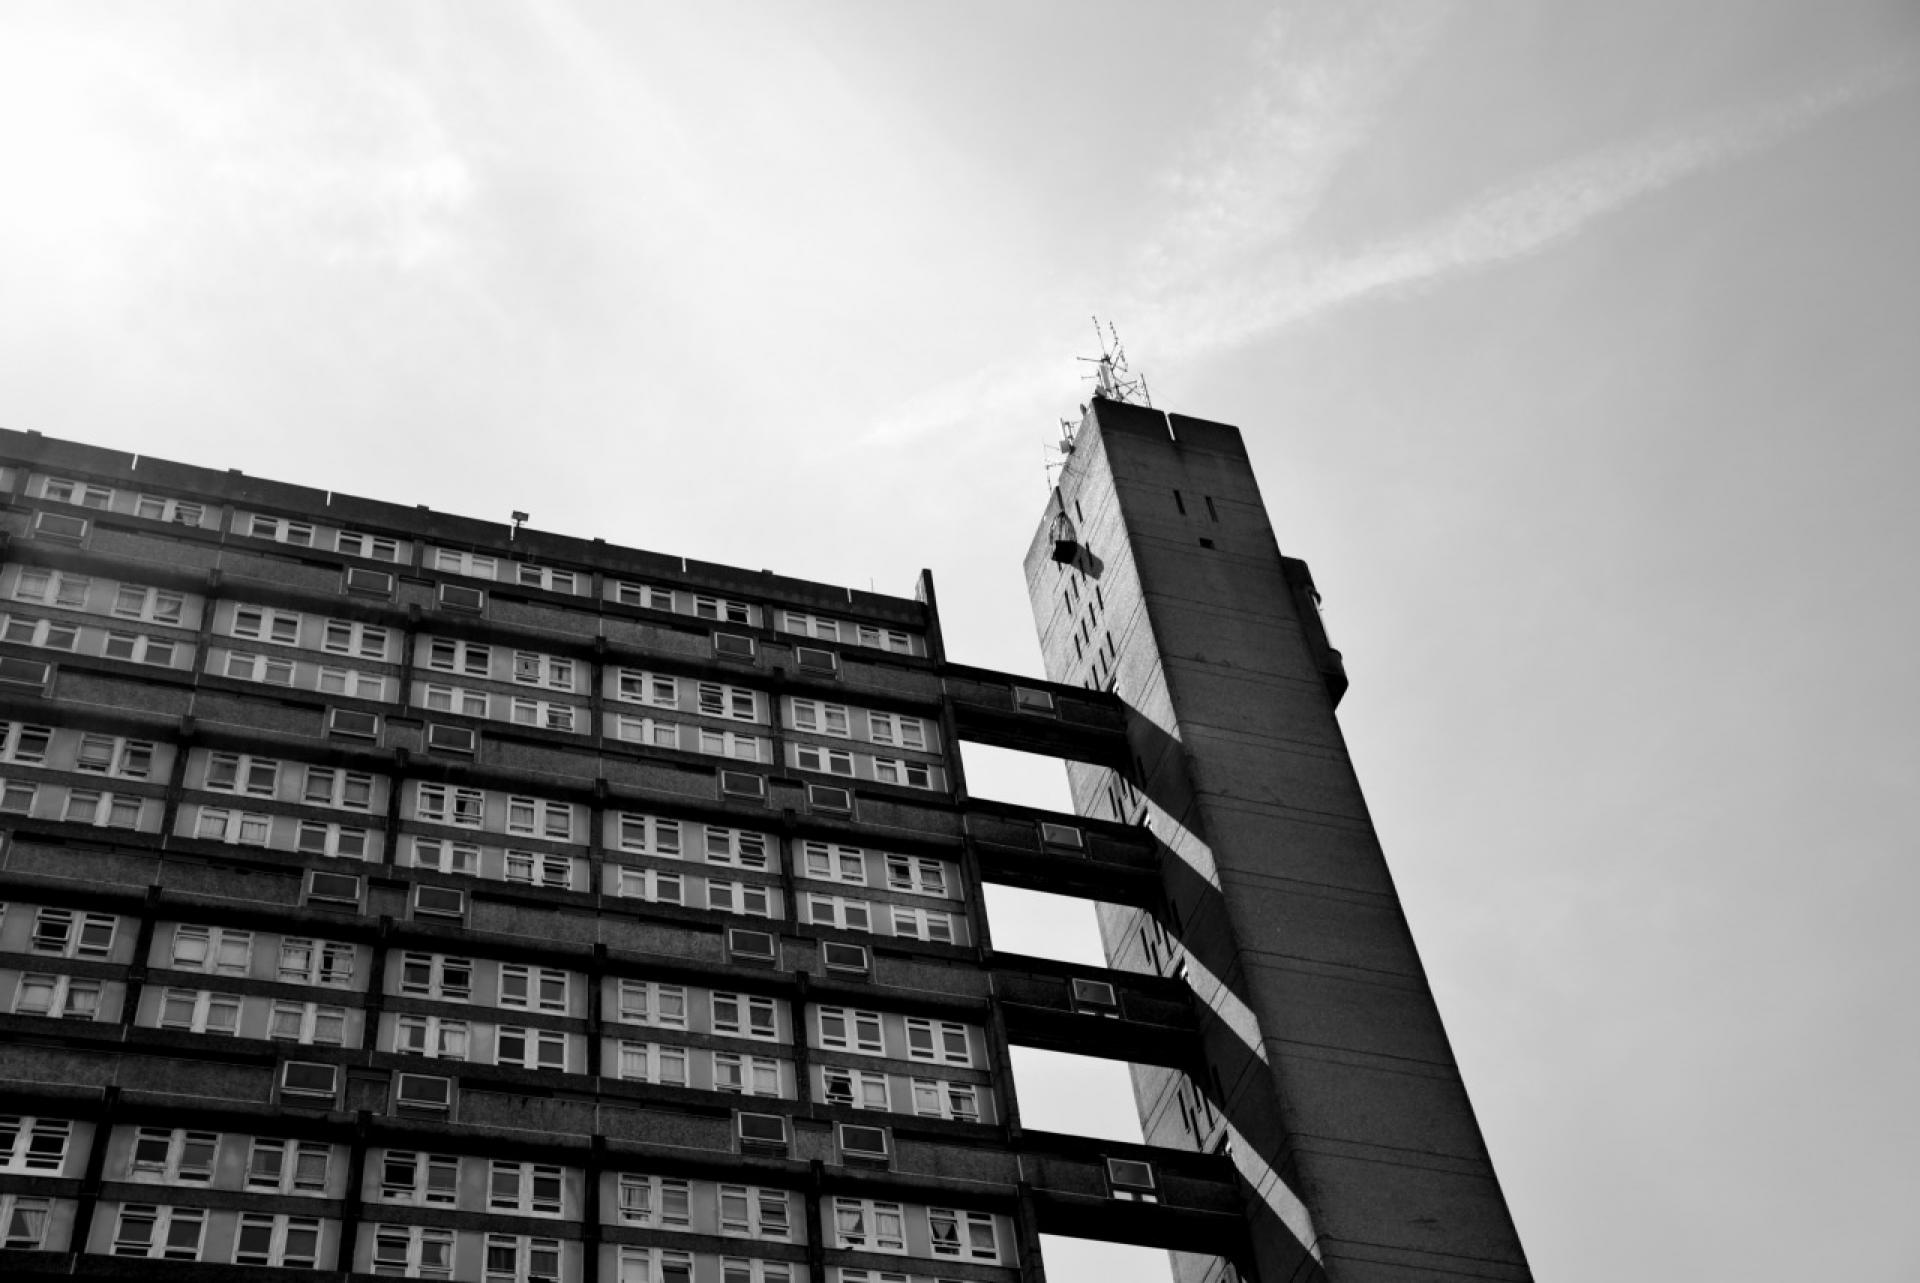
[1074,315,1151,407]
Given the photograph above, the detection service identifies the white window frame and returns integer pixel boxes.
[230,604,302,645]
[790,699,852,737]
[279,937,355,987]
[831,1197,907,1254]
[194,806,273,846]
[615,980,689,1029]
[710,992,779,1041]
[711,1051,783,1097]
[509,696,579,733]
[614,1040,689,1086]
[0,1194,53,1249]
[506,795,574,841]
[614,669,678,708]
[266,999,348,1045]
[885,854,951,898]
[321,618,391,659]
[397,952,473,1002]
[614,813,682,857]
[890,905,958,944]
[29,906,118,958]
[409,837,481,876]
[911,1078,981,1124]
[704,826,771,870]
[415,783,485,828]
[370,1223,456,1278]
[511,650,575,690]
[424,637,492,677]
[0,722,52,766]
[499,964,571,1013]
[806,893,873,934]
[717,1184,792,1241]
[43,476,116,508]
[905,1017,973,1067]
[504,848,574,889]
[232,1212,324,1268]
[613,713,681,748]
[337,530,403,562]
[697,681,760,723]
[615,1174,692,1229]
[111,584,186,624]
[614,866,683,905]
[155,987,240,1034]
[867,711,928,750]
[295,819,373,860]
[14,972,102,1020]
[101,629,180,665]
[167,925,252,974]
[394,1014,470,1061]
[488,1160,566,1217]
[928,1207,1001,1262]
[303,765,377,811]
[816,1006,884,1056]
[223,650,297,686]
[822,1065,891,1111]
[245,514,316,547]
[110,1203,207,1260]
[377,1151,460,1206]
[1,614,80,650]
[0,1115,73,1173]
[420,683,489,717]
[707,878,773,918]
[495,1025,569,1071]
[127,1127,218,1183]
[245,1137,332,1195]
[431,547,500,580]
[205,751,279,797]
[871,756,935,789]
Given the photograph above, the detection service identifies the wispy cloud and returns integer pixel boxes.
[1159,51,1920,353]
[872,37,1916,445]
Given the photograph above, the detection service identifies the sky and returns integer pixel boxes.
[2,2,1917,1280]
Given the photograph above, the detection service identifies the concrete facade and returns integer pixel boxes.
[1025,399,1532,1283]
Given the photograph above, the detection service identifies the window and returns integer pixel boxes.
[712,1052,782,1097]
[279,937,355,987]
[885,854,950,897]
[337,530,402,561]
[867,712,928,750]
[489,1161,565,1216]
[425,723,476,755]
[619,1247,696,1283]
[728,928,778,964]
[80,729,161,783]
[871,757,934,789]
[438,583,487,612]
[0,656,51,689]
[33,510,87,542]
[512,650,575,689]
[615,1174,691,1228]
[345,566,396,597]
[795,744,854,776]
[806,894,872,934]
[370,1224,455,1279]
[431,547,498,579]
[718,1184,792,1240]
[43,476,115,508]
[379,1151,460,1206]
[794,645,837,674]
[713,632,755,660]
[506,795,573,841]
[416,783,485,828]
[912,1079,981,1124]
[495,1026,568,1070]
[614,812,682,857]
[247,514,315,546]
[790,698,851,737]
[425,637,492,677]
[232,1213,323,1268]
[735,1113,788,1149]
[12,568,90,609]
[711,992,779,1041]
[782,610,842,642]
[1040,822,1084,850]
[64,789,145,829]
[721,771,767,800]
[1014,685,1056,714]
[822,1066,890,1110]
[612,713,682,748]
[230,604,302,644]
[505,848,574,889]
[130,1125,218,1184]
[499,964,571,1013]
[816,1007,884,1055]
[170,925,254,974]
[304,765,376,810]
[155,987,240,1034]
[224,650,296,685]
[615,980,688,1029]
[890,906,958,945]
[280,1061,340,1100]
[102,630,179,665]
[704,825,770,869]
[136,494,207,525]
[515,565,579,594]
[832,1197,906,1253]
[267,999,348,1045]
[0,1116,72,1172]
[694,595,753,624]
[1107,1157,1158,1201]
[322,618,390,659]
[394,1073,454,1113]
[194,806,274,846]
[509,696,578,733]
[109,583,186,622]
[929,1207,1000,1261]
[1,615,80,650]
[30,907,117,958]
[614,1042,688,1086]
[612,582,676,611]
[698,681,760,722]
[905,1018,972,1066]
[318,665,388,700]
[296,819,372,860]
[246,1138,332,1195]
[398,953,473,1002]
[0,723,53,766]
[707,879,773,918]
[615,669,678,708]
[613,866,683,905]
[421,683,489,717]
[112,1203,206,1259]
[719,1260,792,1283]
[328,708,380,741]
[822,942,869,974]
[410,837,479,876]
[14,973,102,1020]
[0,1194,52,1249]
[801,842,868,884]
[697,728,763,761]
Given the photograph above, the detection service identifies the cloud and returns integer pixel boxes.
[1170,50,1920,348]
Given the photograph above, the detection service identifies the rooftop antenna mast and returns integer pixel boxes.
[1076,316,1152,408]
